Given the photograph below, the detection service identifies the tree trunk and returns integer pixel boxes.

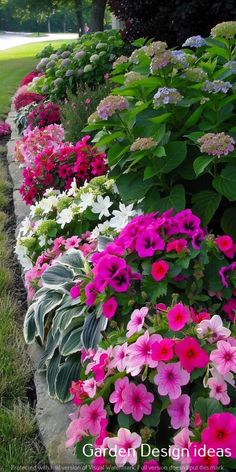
[91,0,107,32]
[47,17,51,33]
[74,0,83,36]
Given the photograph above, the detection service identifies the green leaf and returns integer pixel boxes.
[34,291,63,342]
[158,141,187,174]
[192,190,222,226]
[193,155,214,176]
[42,264,74,287]
[46,349,61,398]
[145,185,185,213]
[82,312,108,349]
[184,105,204,129]
[94,131,126,147]
[118,413,134,428]
[149,113,172,124]
[213,166,236,201]
[194,397,223,422]
[190,368,206,382]
[142,276,167,303]
[116,171,154,203]
[55,354,81,402]
[23,303,37,344]
[142,403,160,427]
[221,207,236,240]
[59,327,83,356]
[76,436,94,464]
[58,249,85,270]
[107,143,130,166]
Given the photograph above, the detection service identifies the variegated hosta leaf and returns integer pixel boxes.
[34,291,64,342]
[55,354,81,403]
[82,312,108,349]
[57,249,85,271]
[97,235,113,252]
[41,264,74,288]
[59,327,83,357]
[38,330,61,371]
[23,302,38,343]
[46,349,62,398]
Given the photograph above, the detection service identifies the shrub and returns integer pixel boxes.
[60,83,111,143]
[109,0,236,46]
[31,31,126,99]
[27,101,61,129]
[20,71,40,86]
[14,92,45,111]
[86,23,236,237]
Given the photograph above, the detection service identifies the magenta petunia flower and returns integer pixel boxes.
[70,285,80,299]
[167,394,190,429]
[79,397,106,436]
[166,238,188,253]
[102,296,118,319]
[122,382,154,421]
[126,307,148,337]
[135,229,165,258]
[175,336,209,372]
[201,412,236,455]
[151,260,169,282]
[189,441,219,470]
[142,460,161,471]
[107,428,141,467]
[151,338,175,361]
[167,303,190,331]
[109,376,129,414]
[216,235,234,255]
[154,361,190,399]
[222,297,236,322]
[210,340,236,375]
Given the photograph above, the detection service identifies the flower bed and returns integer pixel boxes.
[10,22,236,471]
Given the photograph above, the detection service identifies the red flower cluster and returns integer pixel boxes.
[20,71,40,86]
[0,121,11,138]
[19,135,107,204]
[28,102,61,129]
[14,92,45,111]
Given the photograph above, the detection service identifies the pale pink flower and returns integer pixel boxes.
[169,428,193,472]
[126,307,148,338]
[207,373,230,405]
[110,343,129,372]
[83,378,97,398]
[210,340,236,375]
[107,428,141,467]
[65,418,86,448]
[109,376,129,414]
[167,394,190,429]
[126,331,162,376]
[122,382,154,421]
[79,397,106,436]
[154,361,190,399]
[196,314,231,343]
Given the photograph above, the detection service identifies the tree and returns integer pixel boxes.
[91,0,107,32]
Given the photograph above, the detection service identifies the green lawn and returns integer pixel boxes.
[0,40,76,118]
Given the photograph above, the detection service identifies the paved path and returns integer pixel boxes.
[0,32,78,51]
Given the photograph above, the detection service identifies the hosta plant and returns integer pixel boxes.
[24,249,108,403]
[15,176,136,269]
[85,22,236,237]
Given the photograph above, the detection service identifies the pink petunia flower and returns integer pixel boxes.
[109,376,129,414]
[207,373,230,405]
[122,382,154,421]
[102,297,118,319]
[110,343,129,372]
[126,307,148,337]
[126,331,162,376]
[151,260,169,282]
[215,235,233,254]
[210,340,236,375]
[169,427,193,472]
[196,314,231,343]
[142,460,161,471]
[166,238,188,253]
[167,303,190,331]
[135,229,165,258]
[151,339,175,361]
[175,337,209,372]
[70,380,88,406]
[107,428,141,467]
[83,378,97,398]
[201,412,236,455]
[65,418,87,448]
[92,353,109,382]
[154,361,190,399]
[167,394,190,429]
[189,441,219,470]
[70,285,80,299]
[222,298,236,322]
[79,397,106,436]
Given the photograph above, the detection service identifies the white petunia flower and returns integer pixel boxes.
[67,178,78,197]
[57,208,74,228]
[196,314,231,344]
[109,203,136,231]
[91,195,112,219]
[89,221,111,240]
[40,195,58,214]
[15,244,33,270]
[79,192,95,212]
[20,217,34,236]
[38,235,46,247]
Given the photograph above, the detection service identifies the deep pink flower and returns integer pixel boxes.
[167,394,190,429]
[92,353,109,381]
[107,428,141,467]
[151,260,169,282]
[135,230,165,258]
[70,285,80,299]
[127,307,148,337]
[189,441,219,470]
[216,235,233,254]
[202,412,236,455]
[151,339,175,361]
[175,337,209,372]
[85,281,98,305]
[102,297,118,319]
[154,361,190,399]
[166,238,188,253]
[122,382,154,421]
[167,303,190,331]
[109,376,129,414]
[79,397,106,436]
[70,380,88,406]
[109,268,130,292]
[210,340,236,375]
[222,298,236,322]
[142,460,160,471]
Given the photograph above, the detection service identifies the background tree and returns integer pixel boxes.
[91,0,107,32]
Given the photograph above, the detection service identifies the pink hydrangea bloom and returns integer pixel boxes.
[154,361,190,399]
[102,297,118,319]
[109,376,129,414]
[151,260,169,282]
[79,397,106,436]
[175,337,209,372]
[107,428,141,467]
[122,382,154,421]
[126,307,148,337]
[167,394,190,429]
[167,303,190,331]
[210,340,236,375]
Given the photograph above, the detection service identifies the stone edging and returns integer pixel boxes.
[6,105,78,470]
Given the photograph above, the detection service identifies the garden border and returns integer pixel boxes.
[6,103,78,470]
